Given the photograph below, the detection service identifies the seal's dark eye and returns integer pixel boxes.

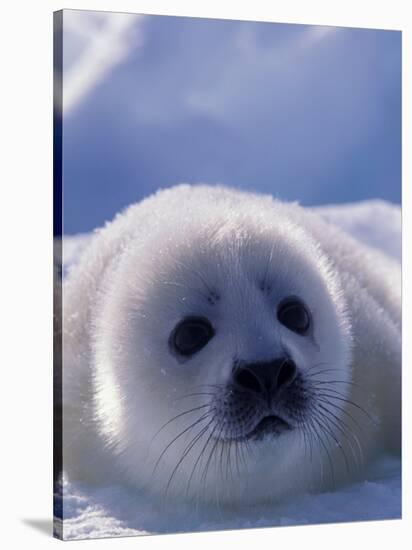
[277,298,310,335]
[171,317,215,357]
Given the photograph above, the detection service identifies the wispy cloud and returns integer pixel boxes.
[184,25,337,119]
[61,14,400,233]
[62,11,144,115]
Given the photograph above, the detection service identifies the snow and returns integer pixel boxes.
[312,200,401,261]
[59,199,401,540]
[56,455,400,540]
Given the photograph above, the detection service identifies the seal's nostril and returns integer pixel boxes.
[233,358,297,399]
[277,359,297,389]
[234,368,262,394]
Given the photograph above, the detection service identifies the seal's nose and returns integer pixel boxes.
[232,358,297,401]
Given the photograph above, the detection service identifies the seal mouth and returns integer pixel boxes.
[244,414,292,441]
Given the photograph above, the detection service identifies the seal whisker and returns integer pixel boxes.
[172,392,216,402]
[297,410,312,461]
[307,415,336,488]
[153,410,214,477]
[309,382,368,465]
[315,402,364,470]
[305,420,320,478]
[234,440,242,479]
[300,421,320,492]
[165,418,215,498]
[200,420,225,492]
[239,437,252,471]
[225,430,235,488]
[191,383,226,391]
[304,418,324,482]
[151,403,212,442]
[307,367,348,378]
[306,379,367,434]
[186,420,220,502]
[310,379,364,389]
[317,393,366,470]
[306,422,317,463]
[315,395,366,435]
[310,407,351,475]
[315,392,376,424]
[318,396,364,440]
[316,398,366,465]
[305,362,332,374]
[312,403,360,473]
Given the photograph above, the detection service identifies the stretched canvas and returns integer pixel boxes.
[53,9,402,541]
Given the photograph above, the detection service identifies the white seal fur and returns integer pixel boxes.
[62,185,401,506]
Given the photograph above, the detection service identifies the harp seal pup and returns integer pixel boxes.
[62,184,401,507]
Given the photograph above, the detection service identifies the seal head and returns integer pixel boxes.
[85,187,353,505]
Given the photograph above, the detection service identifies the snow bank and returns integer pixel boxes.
[58,199,401,540]
[56,455,400,540]
[312,200,401,261]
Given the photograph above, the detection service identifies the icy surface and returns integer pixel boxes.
[59,199,401,540]
[58,455,400,540]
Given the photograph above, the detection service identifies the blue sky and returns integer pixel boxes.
[60,11,401,234]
